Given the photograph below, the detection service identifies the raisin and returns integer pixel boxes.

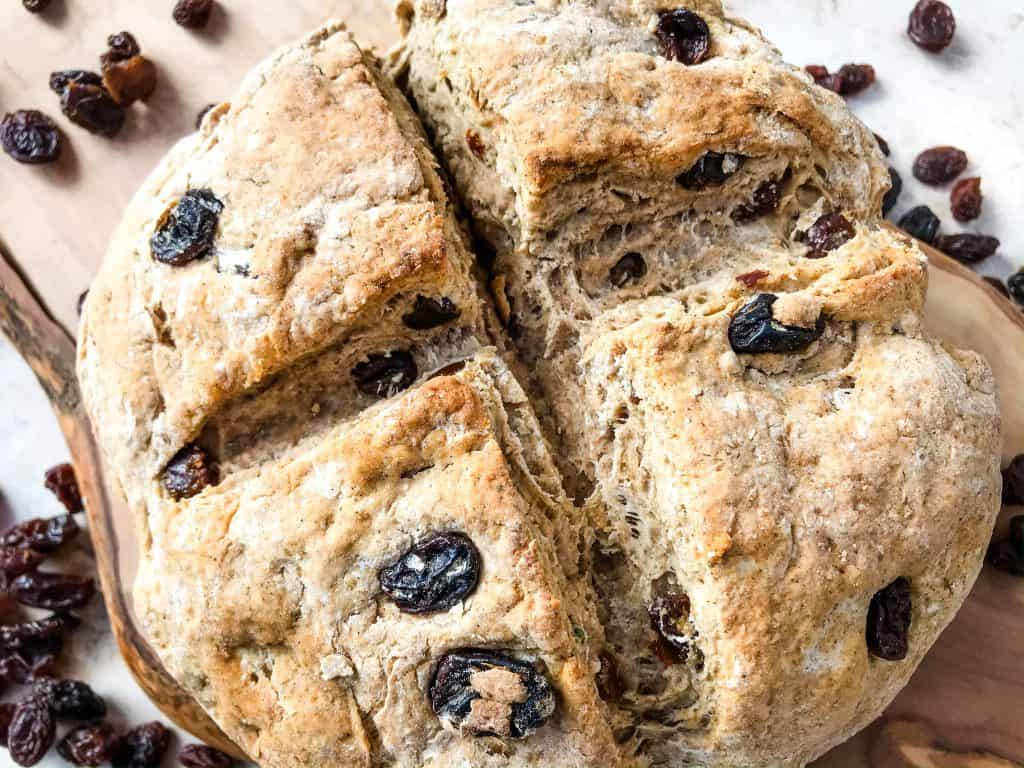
[61,83,126,138]
[882,168,902,217]
[10,572,96,611]
[655,9,710,66]
[402,296,460,330]
[178,744,235,768]
[380,532,481,614]
[465,130,486,160]
[22,0,51,12]
[732,177,783,223]
[866,577,912,661]
[1,111,62,165]
[806,64,875,96]
[77,290,89,315]
[0,614,79,653]
[3,515,79,551]
[102,31,142,65]
[102,56,158,107]
[736,269,769,288]
[113,722,171,768]
[0,546,45,581]
[595,652,624,702]
[7,696,55,767]
[430,650,556,738]
[49,71,104,95]
[648,575,694,663]
[1002,456,1024,505]
[874,133,891,157]
[161,445,219,501]
[609,253,648,288]
[677,152,744,190]
[44,463,84,514]
[912,146,967,185]
[58,724,122,767]
[983,276,1009,299]
[908,0,956,53]
[805,212,855,258]
[33,678,106,720]
[728,293,824,355]
[151,189,224,266]
[173,0,215,29]
[352,351,418,398]
[897,205,940,244]
[0,702,15,747]
[195,103,217,130]
[987,516,1024,577]
[1008,272,1024,307]
[934,233,1000,264]
[950,176,983,222]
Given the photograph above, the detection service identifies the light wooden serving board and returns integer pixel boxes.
[1,2,1022,766]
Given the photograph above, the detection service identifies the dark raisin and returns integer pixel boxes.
[0,614,79,653]
[950,176,983,222]
[465,130,486,160]
[866,577,912,661]
[102,56,158,107]
[352,351,418,398]
[3,515,79,551]
[987,516,1024,577]
[912,146,967,185]
[173,0,215,29]
[882,168,902,217]
[178,744,234,768]
[195,103,217,130]
[805,212,855,258]
[58,724,122,767]
[0,702,15,747]
[655,9,710,66]
[61,83,126,138]
[151,189,224,266]
[934,233,1000,264]
[1,111,62,165]
[0,546,46,581]
[732,177,783,223]
[10,572,96,611]
[8,696,55,767]
[983,276,1009,299]
[49,71,104,95]
[609,253,648,288]
[677,152,744,190]
[22,0,51,12]
[728,293,824,355]
[379,532,481,614]
[430,650,556,738]
[402,296,460,330]
[648,575,694,663]
[806,64,875,96]
[113,722,171,768]
[595,652,624,702]
[897,205,941,244]
[874,133,891,157]
[908,0,956,52]
[1002,455,1024,505]
[77,290,89,315]
[0,653,33,685]
[102,31,142,65]
[161,444,220,501]
[44,463,84,514]
[33,678,106,720]
[1008,272,1024,307]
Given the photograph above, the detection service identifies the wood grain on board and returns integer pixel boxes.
[0,3,1021,766]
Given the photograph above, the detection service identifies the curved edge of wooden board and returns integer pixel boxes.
[0,242,246,759]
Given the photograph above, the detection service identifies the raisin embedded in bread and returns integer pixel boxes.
[77,10,1001,768]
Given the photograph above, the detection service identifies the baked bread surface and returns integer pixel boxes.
[77,8,1001,768]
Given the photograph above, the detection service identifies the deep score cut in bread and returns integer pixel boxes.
[78,5,1000,768]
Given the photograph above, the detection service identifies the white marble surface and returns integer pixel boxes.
[0,2,1021,767]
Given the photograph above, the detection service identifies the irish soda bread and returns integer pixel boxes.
[77,8,1001,768]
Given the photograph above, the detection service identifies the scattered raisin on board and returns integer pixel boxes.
[2,514,79,552]
[1002,455,1024,505]
[112,722,171,768]
[874,133,891,156]
[882,168,902,217]
[913,146,968,185]
[22,0,51,13]
[987,516,1024,577]
[805,63,876,96]
[950,176,983,222]
[33,678,107,721]
[10,572,96,612]
[655,9,711,66]
[908,0,956,53]
[49,71,104,95]
[60,82,126,138]
[1,111,62,165]
[173,0,215,30]
[933,233,1000,264]
[7,695,56,767]
[101,31,142,66]
[44,462,83,514]
[1007,272,1024,306]
[898,206,940,245]
[178,744,235,768]
[58,724,122,767]
[103,56,158,107]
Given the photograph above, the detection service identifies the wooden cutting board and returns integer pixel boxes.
[1,2,1022,766]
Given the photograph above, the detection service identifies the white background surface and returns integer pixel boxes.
[0,1,1021,766]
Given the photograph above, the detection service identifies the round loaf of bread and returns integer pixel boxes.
[78,8,1001,768]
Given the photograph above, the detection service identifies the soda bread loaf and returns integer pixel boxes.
[77,7,1001,768]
